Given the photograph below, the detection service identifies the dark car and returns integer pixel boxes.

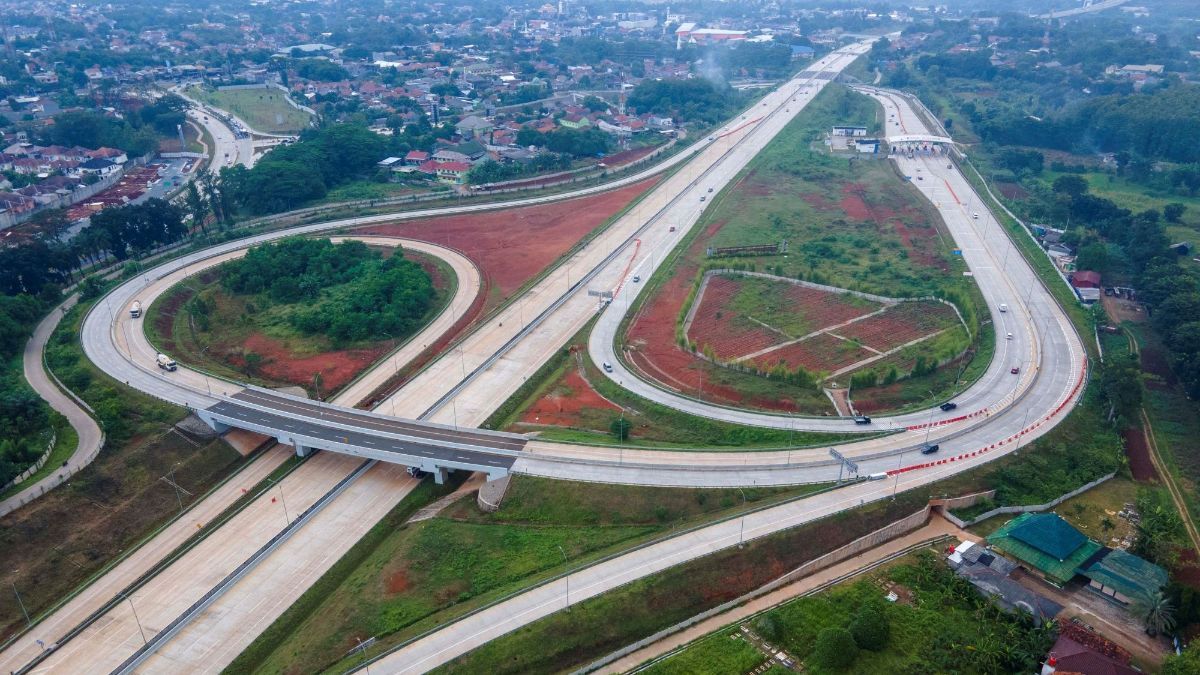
[1011,366,1021,374]
[921,443,940,455]
[853,416,872,425]
[940,402,958,411]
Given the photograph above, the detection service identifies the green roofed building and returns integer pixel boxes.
[988,513,1168,605]
[1080,548,1169,607]
[987,513,1102,587]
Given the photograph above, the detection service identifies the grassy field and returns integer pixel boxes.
[1038,168,1200,243]
[186,85,313,134]
[0,295,247,643]
[428,493,932,675]
[620,84,989,415]
[228,477,826,674]
[146,247,454,398]
[640,551,1056,675]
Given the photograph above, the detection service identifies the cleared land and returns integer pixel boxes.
[148,247,451,397]
[359,177,660,309]
[497,323,859,449]
[685,273,963,379]
[186,85,313,134]
[623,86,985,415]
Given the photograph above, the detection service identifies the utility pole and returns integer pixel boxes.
[557,545,571,612]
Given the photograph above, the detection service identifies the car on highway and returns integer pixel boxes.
[406,467,428,478]
[917,176,923,180]
[709,136,716,141]
[603,362,614,373]
[669,226,676,232]
[1006,332,1013,340]
[707,187,714,193]
[700,196,706,202]
[940,402,958,411]
[999,303,1008,313]
[632,275,641,283]
[853,415,872,425]
[972,212,980,219]
[921,443,940,455]
[1011,366,1021,374]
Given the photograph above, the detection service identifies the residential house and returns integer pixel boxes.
[455,115,494,140]
[79,158,119,176]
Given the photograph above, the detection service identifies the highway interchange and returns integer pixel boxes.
[4,39,1089,674]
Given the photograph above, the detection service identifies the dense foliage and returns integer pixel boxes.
[971,85,1200,165]
[221,238,434,344]
[0,294,53,487]
[89,198,187,260]
[220,124,390,214]
[38,96,189,157]
[627,78,739,126]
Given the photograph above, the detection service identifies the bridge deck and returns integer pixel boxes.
[205,400,517,470]
[230,389,527,452]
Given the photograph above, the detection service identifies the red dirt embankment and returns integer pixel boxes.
[360,177,659,305]
[519,365,620,428]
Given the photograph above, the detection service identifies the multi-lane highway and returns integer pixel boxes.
[3,50,872,673]
[4,40,1089,675]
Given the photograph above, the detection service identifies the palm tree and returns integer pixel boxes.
[1139,591,1176,636]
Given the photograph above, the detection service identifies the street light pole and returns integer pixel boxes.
[267,478,290,526]
[123,592,148,645]
[737,488,747,548]
[168,462,184,513]
[556,544,571,612]
[12,582,31,628]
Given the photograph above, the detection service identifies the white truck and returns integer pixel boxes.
[156,353,178,372]
[130,301,142,318]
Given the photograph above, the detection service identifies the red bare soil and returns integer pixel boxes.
[385,567,411,594]
[605,145,657,168]
[359,178,658,303]
[837,301,957,352]
[1122,427,1158,482]
[236,333,389,395]
[780,284,879,328]
[519,366,620,427]
[839,184,872,220]
[687,277,784,360]
[753,333,873,374]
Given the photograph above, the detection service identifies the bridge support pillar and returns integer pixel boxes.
[294,444,311,458]
[434,466,450,485]
[195,411,230,434]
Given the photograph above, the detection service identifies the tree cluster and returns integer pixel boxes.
[219,124,390,214]
[627,78,738,127]
[88,198,187,260]
[514,126,611,158]
[221,238,435,345]
[466,153,572,185]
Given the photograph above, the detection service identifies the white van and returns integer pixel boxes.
[999,303,1008,313]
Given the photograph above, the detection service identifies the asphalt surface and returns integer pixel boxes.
[0,294,103,518]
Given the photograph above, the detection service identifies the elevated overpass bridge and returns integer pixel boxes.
[196,389,524,483]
